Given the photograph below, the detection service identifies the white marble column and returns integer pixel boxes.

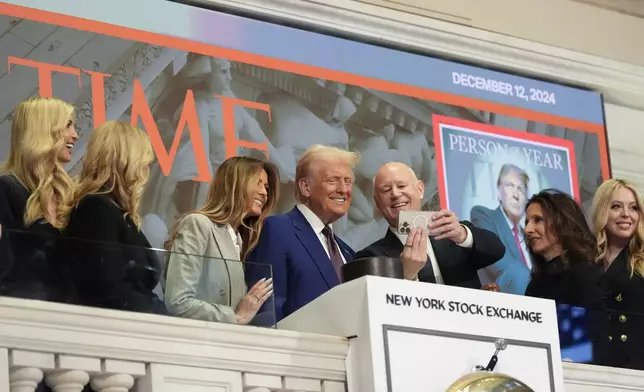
[9,350,55,392]
[45,370,90,392]
[243,373,281,392]
[9,367,43,392]
[90,373,135,392]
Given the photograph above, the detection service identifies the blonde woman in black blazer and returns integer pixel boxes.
[0,97,77,302]
[592,179,644,370]
[65,121,167,315]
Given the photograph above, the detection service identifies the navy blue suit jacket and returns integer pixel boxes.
[470,205,531,295]
[246,207,355,322]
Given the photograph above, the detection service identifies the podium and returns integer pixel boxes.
[278,276,564,392]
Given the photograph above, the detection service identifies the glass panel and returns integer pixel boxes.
[557,303,644,372]
[0,227,275,328]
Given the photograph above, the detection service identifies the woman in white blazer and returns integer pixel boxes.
[164,156,279,324]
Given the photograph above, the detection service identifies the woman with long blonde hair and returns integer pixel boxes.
[65,120,167,314]
[592,178,644,370]
[0,97,77,301]
[164,156,278,324]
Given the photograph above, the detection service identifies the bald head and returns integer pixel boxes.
[374,162,418,190]
[373,162,424,228]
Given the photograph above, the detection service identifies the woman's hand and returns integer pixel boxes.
[235,277,273,324]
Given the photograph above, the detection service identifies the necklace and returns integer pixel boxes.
[607,253,619,263]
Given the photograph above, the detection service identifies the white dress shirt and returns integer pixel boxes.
[297,204,347,263]
[390,224,474,284]
[225,223,243,260]
[500,208,531,269]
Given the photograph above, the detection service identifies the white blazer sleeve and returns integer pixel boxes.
[164,214,237,323]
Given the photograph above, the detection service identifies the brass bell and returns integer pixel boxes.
[445,371,535,392]
[445,338,534,391]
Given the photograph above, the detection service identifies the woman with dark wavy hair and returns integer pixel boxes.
[523,189,604,308]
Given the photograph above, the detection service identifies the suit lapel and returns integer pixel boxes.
[382,229,404,258]
[335,236,354,261]
[210,223,239,261]
[493,207,522,260]
[288,208,339,288]
[429,236,453,264]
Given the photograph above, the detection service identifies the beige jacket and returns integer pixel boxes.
[164,213,246,323]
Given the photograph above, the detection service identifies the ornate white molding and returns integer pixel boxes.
[563,362,644,390]
[195,0,644,110]
[607,147,644,186]
[0,297,347,382]
[1,297,644,390]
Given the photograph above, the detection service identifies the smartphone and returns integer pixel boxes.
[397,210,439,235]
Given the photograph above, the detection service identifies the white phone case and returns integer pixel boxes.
[397,210,438,235]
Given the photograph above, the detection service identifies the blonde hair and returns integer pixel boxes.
[294,144,360,202]
[71,121,154,229]
[166,157,280,261]
[592,178,644,278]
[0,97,75,229]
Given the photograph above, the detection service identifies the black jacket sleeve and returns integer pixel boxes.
[0,177,24,283]
[567,262,606,309]
[66,195,164,314]
[0,180,15,281]
[567,262,608,366]
[462,220,506,269]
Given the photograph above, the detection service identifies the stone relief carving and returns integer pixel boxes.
[69,44,168,174]
[75,44,164,137]
[140,54,297,244]
[135,53,443,250]
[6,46,591,252]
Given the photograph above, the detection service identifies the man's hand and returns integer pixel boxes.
[428,209,467,244]
[481,283,500,292]
[400,227,429,280]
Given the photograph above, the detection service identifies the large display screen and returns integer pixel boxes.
[0,0,609,299]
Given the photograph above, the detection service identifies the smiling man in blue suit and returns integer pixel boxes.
[470,164,532,295]
[247,145,358,322]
